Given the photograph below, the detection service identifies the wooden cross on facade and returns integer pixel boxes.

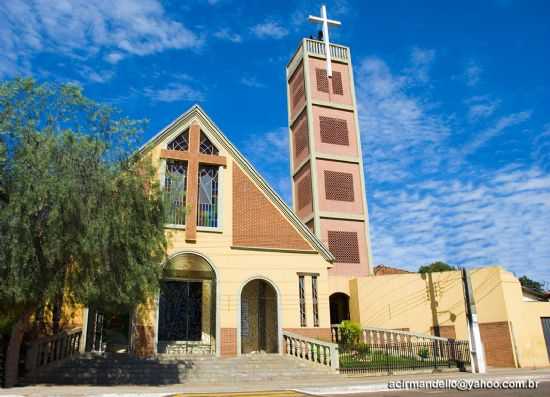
[160,123,227,242]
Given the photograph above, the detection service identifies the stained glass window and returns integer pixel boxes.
[197,165,219,227]
[164,160,187,225]
[199,132,219,155]
[312,276,319,327]
[299,275,306,327]
[167,130,189,151]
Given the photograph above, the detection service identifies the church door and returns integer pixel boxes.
[241,279,279,354]
[158,281,203,341]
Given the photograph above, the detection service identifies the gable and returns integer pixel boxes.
[232,163,312,251]
[139,105,334,262]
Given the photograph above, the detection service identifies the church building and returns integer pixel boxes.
[128,25,372,357]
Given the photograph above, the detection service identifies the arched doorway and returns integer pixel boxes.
[240,279,279,354]
[157,253,217,354]
[329,292,350,325]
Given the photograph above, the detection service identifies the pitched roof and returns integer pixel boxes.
[373,264,412,276]
[139,104,335,262]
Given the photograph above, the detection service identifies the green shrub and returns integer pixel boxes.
[418,347,430,359]
[338,320,362,347]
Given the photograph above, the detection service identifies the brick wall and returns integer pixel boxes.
[232,163,312,251]
[431,325,457,339]
[220,328,237,356]
[479,321,516,367]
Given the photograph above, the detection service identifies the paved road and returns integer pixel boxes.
[322,379,550,397]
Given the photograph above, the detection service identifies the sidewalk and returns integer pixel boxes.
[1,368,549,397]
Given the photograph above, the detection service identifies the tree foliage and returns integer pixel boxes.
[519,276,545,294]
[418,261,456,274]
[0,78,167,322]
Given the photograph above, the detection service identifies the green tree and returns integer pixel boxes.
[418,261,456,274]
[0,78,167,385]
[519,276,545,294]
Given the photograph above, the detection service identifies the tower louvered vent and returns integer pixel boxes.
[324,170,354,202]
[320,116,349,146]
[328,231,360,263]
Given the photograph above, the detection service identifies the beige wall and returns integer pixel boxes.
[134,114,333,356]
[350,266,550,368]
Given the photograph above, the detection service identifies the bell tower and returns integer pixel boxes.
[286,6,373,286]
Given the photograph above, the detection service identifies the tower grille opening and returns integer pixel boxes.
[324,170,354,202]
[328,231,360,263]
[320,116,349,146]
[316,68,329,93]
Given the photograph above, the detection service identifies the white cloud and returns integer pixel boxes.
[460,111,532,157]
[533,123,550,172]
[465,95,500,121]
[354,50,550,284]
[251,21,289,39]
[240,76,265,88]
[465,62,482,87]
[407,47,436,83]
[143,83,205,103]
[356,56,451,181]
[105,52,124,64]
[370,166,550,282]
[0,0,202,77]
[213,28,242,43]
[78,66,115,84]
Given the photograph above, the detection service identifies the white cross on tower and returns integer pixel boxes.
[308,4,342,78]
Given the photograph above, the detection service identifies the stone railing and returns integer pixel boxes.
[304,39,349,62]
[24,327,82,376]
[331,324,450,344]
[282,331,339,370]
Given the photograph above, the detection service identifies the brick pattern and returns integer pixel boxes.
[284,328,332,343]
[328,231,360,263]
[220,328,237,356]
[293,113,309,157]
[297,174,312,210]
[290,66,305,114]
[373,265,411,276]
[332,71,344,95]
[431,325,456,339]
[479,321,516,367]
[233,163,312,250]
[316,68,329,93]
[133,325,155,357]
[324,170,354,202]
[320,116,349,146]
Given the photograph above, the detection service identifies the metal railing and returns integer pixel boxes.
[332,325,450,345]
[24,328,82,376]
[283,331,339,370]
[338,340,470,375]
[304,39,349,62]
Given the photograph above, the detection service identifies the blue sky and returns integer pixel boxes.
[2,0,549,285]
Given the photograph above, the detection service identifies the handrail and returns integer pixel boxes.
[331,324,450,344]
[304,39,349,62]
[282,330,339,370]
[24,327,82,376]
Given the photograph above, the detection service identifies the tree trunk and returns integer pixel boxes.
[4,307,35,388]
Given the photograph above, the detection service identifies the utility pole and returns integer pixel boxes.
[461,267,486,373]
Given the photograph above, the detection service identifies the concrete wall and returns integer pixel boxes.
[350,267,550,368]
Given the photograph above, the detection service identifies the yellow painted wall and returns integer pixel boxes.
[138,115,333,334]
[350,266,550,368]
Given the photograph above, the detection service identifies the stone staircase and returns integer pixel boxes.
[23,353,342,386]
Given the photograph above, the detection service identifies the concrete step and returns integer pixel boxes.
[23,353,342,386]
